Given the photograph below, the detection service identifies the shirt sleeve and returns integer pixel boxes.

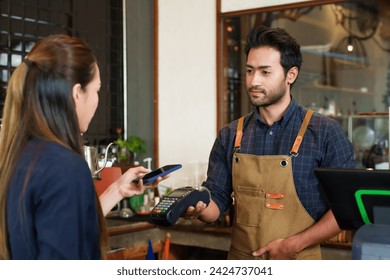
[203,126,235,215]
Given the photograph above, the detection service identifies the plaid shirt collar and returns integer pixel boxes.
[253,96,298,128]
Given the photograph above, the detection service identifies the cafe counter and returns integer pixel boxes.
[105,216,352,260]
[106,216,231,259]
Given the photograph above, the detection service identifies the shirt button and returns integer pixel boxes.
[269,131,273,135]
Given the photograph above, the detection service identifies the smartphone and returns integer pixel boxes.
[134,164,182,185]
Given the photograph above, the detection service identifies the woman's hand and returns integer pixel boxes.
[116,166,152,198]
[99,166,169,216]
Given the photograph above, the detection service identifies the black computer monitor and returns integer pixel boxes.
[314,168,390,230]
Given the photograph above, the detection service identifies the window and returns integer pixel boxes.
[0,0,73,117]
[0,0,124,145]
[218,0,390,129]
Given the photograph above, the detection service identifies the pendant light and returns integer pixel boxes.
[333,7,369,69]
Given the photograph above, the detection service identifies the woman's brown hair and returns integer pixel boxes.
[0,34,107,259]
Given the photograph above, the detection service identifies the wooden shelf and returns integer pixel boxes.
[302,81,372,96]
[322,241,352,250]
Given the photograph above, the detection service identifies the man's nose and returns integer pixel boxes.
[249,72,262,87]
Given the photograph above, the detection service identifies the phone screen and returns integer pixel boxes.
[135,164,182,184]
[142,167,167,180]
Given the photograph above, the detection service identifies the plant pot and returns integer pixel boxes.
[117,148,137,165]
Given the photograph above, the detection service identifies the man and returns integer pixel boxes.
[186,26,355,260]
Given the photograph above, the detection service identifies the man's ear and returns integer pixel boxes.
[72,83,82,106]
[287,67,299,85]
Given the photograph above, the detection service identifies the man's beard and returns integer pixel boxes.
[247,81,287,108]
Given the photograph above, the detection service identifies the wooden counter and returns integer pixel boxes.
[105,216,351,260]
[105,216,231,259]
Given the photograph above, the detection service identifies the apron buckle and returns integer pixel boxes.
[233,148,241,164]
[290,151,299,157]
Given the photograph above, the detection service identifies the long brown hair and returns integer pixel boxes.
[0,34,107,259]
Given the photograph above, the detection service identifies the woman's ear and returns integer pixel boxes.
[72,83,82,106]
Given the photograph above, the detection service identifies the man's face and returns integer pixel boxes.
[245,46,289,108]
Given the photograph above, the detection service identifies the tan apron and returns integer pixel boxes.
[228,110,321,260]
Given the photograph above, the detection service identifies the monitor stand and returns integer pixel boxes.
[373,206,390,225]
[352,207,390,260]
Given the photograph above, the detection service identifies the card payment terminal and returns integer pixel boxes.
[150,186,211,226]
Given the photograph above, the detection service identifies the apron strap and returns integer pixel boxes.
[234,109,314,155]
[290,109,314,157]
[234,117,245,151]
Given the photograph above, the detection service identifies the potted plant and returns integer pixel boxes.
[115,134,146,164]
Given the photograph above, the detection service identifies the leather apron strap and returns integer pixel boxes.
[290,109,313,156]
[234,117,244,151]
[234,109,314,154]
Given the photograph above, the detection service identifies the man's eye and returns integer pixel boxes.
[246,69,253,74]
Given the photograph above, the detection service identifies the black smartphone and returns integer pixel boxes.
[134,164,182,185]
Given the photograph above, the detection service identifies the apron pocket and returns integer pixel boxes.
[235,185,263,226]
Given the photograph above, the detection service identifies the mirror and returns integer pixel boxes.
[217,0,390,130]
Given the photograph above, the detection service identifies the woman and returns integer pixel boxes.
[0,35,160,259]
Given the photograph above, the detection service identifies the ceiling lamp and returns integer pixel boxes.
[332,4,371,69]
[333,35,369,69]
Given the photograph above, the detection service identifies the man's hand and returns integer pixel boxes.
[252,238,298,260]
[182,201,208,219]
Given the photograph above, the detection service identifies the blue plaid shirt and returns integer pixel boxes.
[203,98,355,221]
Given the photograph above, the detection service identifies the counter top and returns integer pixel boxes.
[106,214,156,235]
[105,215,351,260]
[105,215,232,256]
[106,215,230,237]
[107,221,156,236]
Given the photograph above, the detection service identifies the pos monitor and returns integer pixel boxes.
[314,168,390,230]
